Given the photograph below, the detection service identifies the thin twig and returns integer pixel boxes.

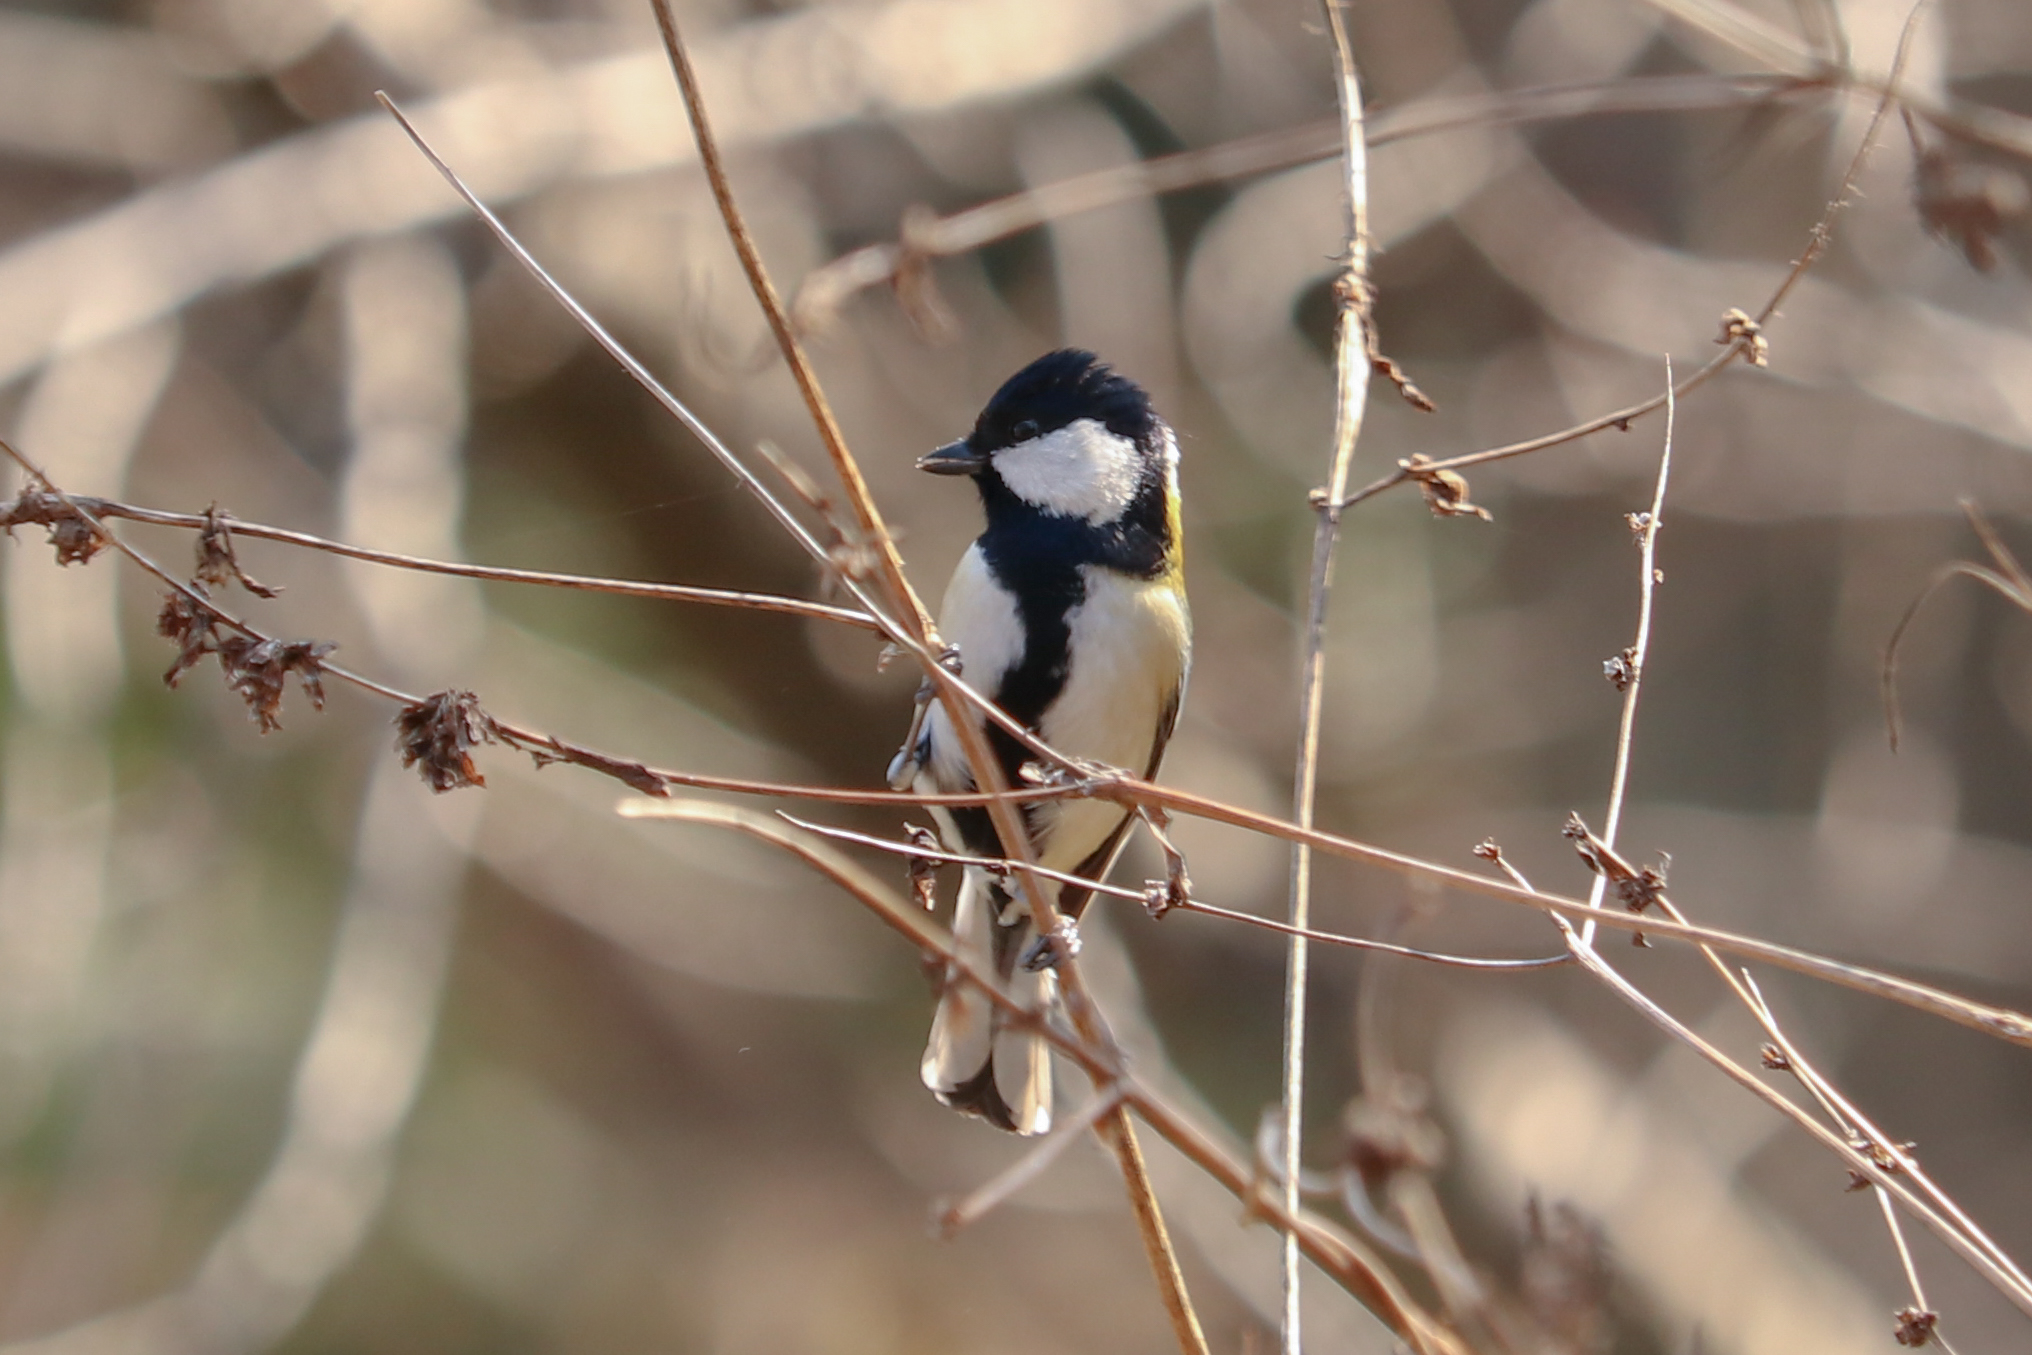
[0,492,880,630]
[1883,501,2032,750]
[1281,7,1376,1349]
[934,1085,1128,1238]
[14,433,2026,1063]
[645,0,927,637]
[792,71,1817,328]
[377,88,1093,827]
[778,813,1569,971]
[1739,975,1942,1343]
[1336,12,1924,515]
[1557,915,2032,1313]
[1503,831,2032,1315]
[1579,358,1675,948]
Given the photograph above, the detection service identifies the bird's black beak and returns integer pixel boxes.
[916,439,989,476]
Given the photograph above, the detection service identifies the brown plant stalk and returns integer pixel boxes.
[1280,4,1379,1348]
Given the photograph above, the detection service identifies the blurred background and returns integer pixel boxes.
[0,0,2030,1350]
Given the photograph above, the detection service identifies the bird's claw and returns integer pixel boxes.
[1021,919,1082,971]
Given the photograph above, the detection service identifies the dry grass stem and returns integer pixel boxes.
[1279,5,1377,1348]
[646,0,928,638]
[1496,839,2032,1313]
[793,71,1818,330]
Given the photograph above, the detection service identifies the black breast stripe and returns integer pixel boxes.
[944,460,1176,861]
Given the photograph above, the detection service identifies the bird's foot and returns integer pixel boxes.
[1021,918,1082,971]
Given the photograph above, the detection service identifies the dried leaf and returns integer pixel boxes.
[157,589,220,687]
[1400,455,1492,521]
[1914,145,2028,273]
[2,490,109,564]
[1603,647,1639,691]
[1370,352,1436,413]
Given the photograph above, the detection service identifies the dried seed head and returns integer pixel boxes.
[396,690,495,792]
[1342,1078,1445,1186]
[1893,1306,1939,1347]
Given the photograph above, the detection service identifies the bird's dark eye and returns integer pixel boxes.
[1012,419,1039,441]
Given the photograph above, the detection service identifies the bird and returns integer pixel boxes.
[889,349,1190,1135]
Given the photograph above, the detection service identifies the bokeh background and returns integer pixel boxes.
[0,0,2031,1350]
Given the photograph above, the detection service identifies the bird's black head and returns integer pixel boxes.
[917,350,1175,536]
[967,348,1160,456]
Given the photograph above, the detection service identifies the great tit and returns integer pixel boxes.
[891,349,1190,1134]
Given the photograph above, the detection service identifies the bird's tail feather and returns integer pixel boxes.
[921,867,1054,1135]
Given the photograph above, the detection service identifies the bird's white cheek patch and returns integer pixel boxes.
[993,418,1143,522]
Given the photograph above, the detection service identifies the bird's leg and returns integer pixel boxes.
[1137,805,1193,918]
[886,643,962,790]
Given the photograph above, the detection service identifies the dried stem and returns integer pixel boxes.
[792,71,1817,328]
[15,459,2014,1051]
[0,492,878,630]
[780,813,1568,970]
[1883,501,2032,750]
[1579,358,1675,948]
[1280,6,1377,1349]
[1495,846,2032,1316]
[645,0,926,637]
[1548,418,2031,1323]
[1740,975,1942,1342]
[1561,918,2032,1314]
